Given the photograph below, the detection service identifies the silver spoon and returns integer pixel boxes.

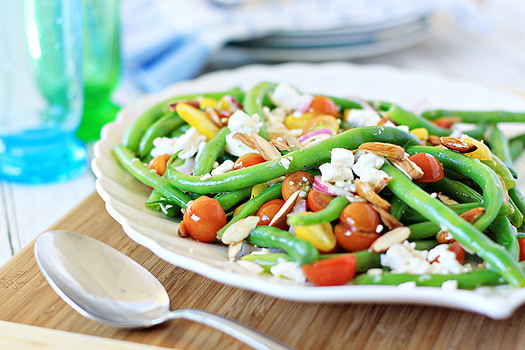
[34,230,294,350]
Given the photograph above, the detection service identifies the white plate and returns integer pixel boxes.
[93,62,525,319]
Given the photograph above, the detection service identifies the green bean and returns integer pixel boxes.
[382,161,525,287]
[422,109,525,123]
[112,145,192,209]
[247,226,319,265]
[384,104,451,137]
[401,203,484,225]
[167,126,420,194]
[353,267,507,289]
[214,187,252,212]
[243,82,277,140]
[241,253,290,273]
[216,183,283,239]
[123,88,243,152]
[486,124,514,171]
[463,122,487,140]
[488,216,519,261]
[287,196,348,226]
[407,145,503,232]
[510,187,525,220]
[509,138,524,161]
[407,222,441,240]
[389,195,409,221]
[145,189,180,217]
[138,113,186,159]
[508,196,524,228]
[485,154,516,190]
[193,127,230,176]
[414,240,439,251]
[425,177,482,203]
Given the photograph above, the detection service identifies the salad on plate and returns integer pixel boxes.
[112,81,525,290]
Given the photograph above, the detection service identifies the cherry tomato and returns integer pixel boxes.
[519,237,525,262]
[148,154,171,176]
[255,199,288,230]
[302,254,357,286]
[448,242,465,264]
[183,196,226,243]
[282,171,314,201]
[334,223,380,252]
[408,153,444,183]
[308,96,338,116]
[284,112,317,130]
[233,153,266,170]
[301,115,340,136]
[295,222,337,253]
[338,202,381,233]
[307,189,334,212]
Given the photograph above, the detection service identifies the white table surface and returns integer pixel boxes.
[1,1,525,267]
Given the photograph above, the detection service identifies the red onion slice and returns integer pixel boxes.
[313,175,353,197]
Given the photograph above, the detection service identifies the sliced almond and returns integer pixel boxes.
[372,204,404,230]
[388,157,424,180]
[282,135,303,149]
[221,216,260,245]
[437,193,459,205]
[232,133,256,149]
[359,142,405,160]
[168,100,200,112]
[376,117,394,126]
[428,135,442,146]
[228,241,243,261]
[436,230,456,244]
[236,259,265,274]
[371,175,392,193]
[355,179,391,211]
[270,136,293,151]
[205,107,225,128]
[369,227,411,253]
[252,132,282,160]
[440,137,478,153]
[269,190,300,227]
[177,223,189,237]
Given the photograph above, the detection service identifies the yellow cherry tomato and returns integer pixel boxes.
[294,220,337,253]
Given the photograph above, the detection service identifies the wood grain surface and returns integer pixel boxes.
[2,193,525,350]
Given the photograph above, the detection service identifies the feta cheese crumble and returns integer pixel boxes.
[225,110,260,157]
[319,148,355,191]
[270,258,306,283]
[344,109,381,127]
[150,127,206,159]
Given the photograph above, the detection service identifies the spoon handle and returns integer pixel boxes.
[168,308,295,350]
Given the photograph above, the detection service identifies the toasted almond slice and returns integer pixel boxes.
[359,142,405,160]
[252,132,282,160]
[437,207,485,243]
[236,259,265,274]
[283,135,303,149]
[168,100,200,112]
[369,227,411,253]
[228,241,243,261]
[221,216,260,245]
[388,157,424,180]
[232,133,256,149]
[269,190,300,227]
[205,107,225,128]
[177,223,189,237]
[376,117,394,126]
[371,175,392,193]
[437,193,459,205]
[372,204,403,230]
[270,136,293,151]
[440,137,478,153]
[355,179,391,211]
[428,135,442,146]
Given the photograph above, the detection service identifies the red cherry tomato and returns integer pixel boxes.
[302,254,357,286]
[408,153,444,183]
[183,196,226,243]
[338,202,381,233]
[148,154,171,176]
[518,237,525,262]
[282,171,314,201]
[307,189,334,212]
[334,224,380,252]
[255,199,288,230]
[448,242,465,264]
[233,153,266,170]
[308,96,338,116]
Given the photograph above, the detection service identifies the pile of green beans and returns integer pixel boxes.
[112,82,525,289]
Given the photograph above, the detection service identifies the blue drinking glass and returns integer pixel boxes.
[0,0,87,184]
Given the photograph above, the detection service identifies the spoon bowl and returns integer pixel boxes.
[35,230,293,350]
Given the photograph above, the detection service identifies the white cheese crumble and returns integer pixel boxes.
[398,281,417,290]
[381,241,471,275]
[270,83,305,111]
[441,279,459,292]
[280,158,291,170]
[270,258,306,283]
[150,127,206,159]
[224,110,260,157]
[200,173,212,181]
[352,152,389,189]
[345,109,381,127]
[211,159,234,175]
[319,148,355,191]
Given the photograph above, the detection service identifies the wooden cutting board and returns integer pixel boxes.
[1,193,525,350]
